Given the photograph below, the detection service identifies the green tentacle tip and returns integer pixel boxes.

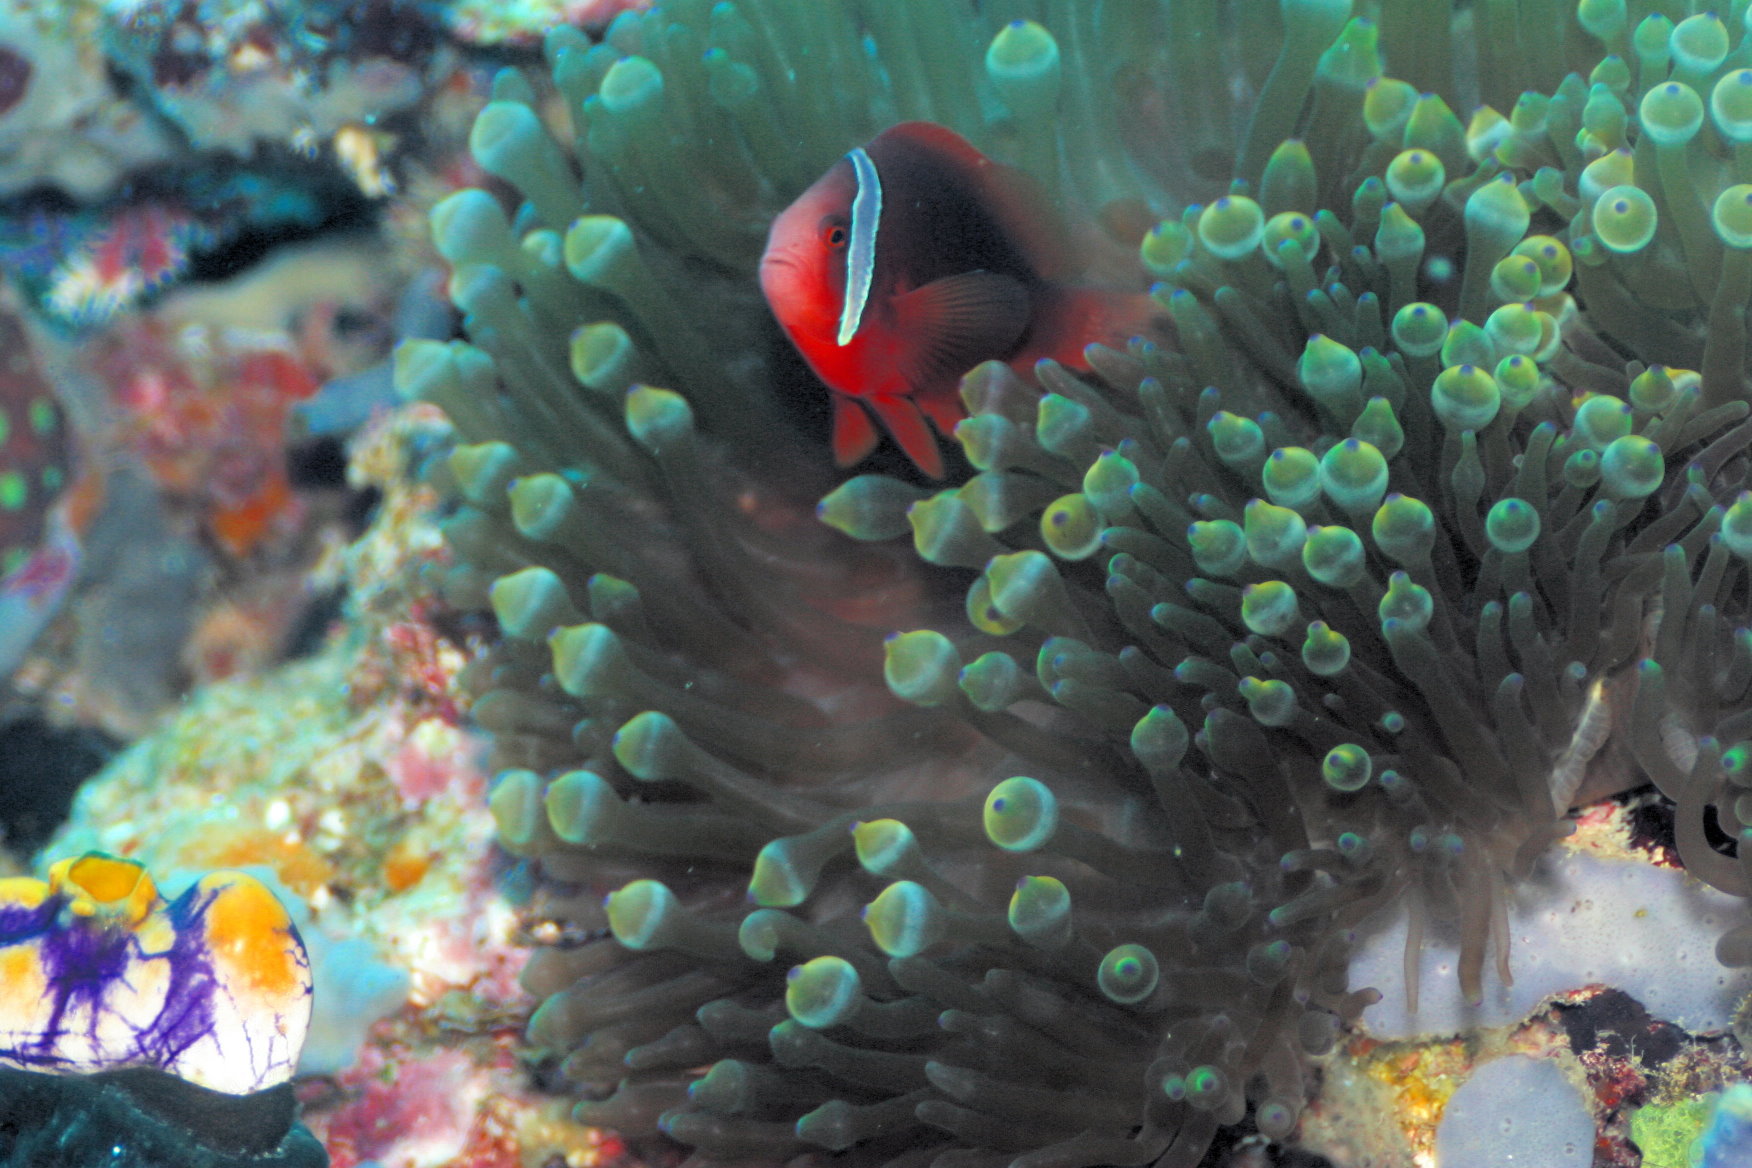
[1185,1064,1230,1110]
[449,441,522,504]
[1096,943,1160,1005]
[1713,70,1752,142]
[786,956,862,1029]
[1036,393,1092,455]
[911,491,1002,567]
[1430,364,1501,431]
[967,574,1023,636]
[625,385,693,452]
[1378,570,1433,633]
[1008,875,1072,948]
[851,819,922,877]
[1484,303,1545,357]
[1576,0,1626,39]
[569,322,639,394]
[1240,676,1297,727]
[1640,80,1704,145]
[1302,621,1351,676]
[1725,492,1752,558]
[1485,497,1541,553]
[863,880,944,958]
[1261,139,1315,210]
[1628,365,1678,411]
[1189,519,1247,576]
[984,776,1058,852]
[1390,302,1448,357]
[736,909,791,962]
[1512,235,1572,294]
[884,630,963,707]
[550,621,624,699]
[984,550,1064,627]
[1241,580,1300,637]
[959,650,1026,712]
[1262,212,1318,268]
[1671,13,1728,72]
[490,566,580,641]
[508,472,573,541]
[611,709,688,782]
[1303,524,1366,588]
[1083,450,1139,514]
[1372,494,1435,566]
[1385,149,1444,213]
[1564,447,1602,488]
[1246,939,1294,985]
[986,19,1061,111]
[1321,743,1374,792]
[1593,185,1657,253]
[599,54,664,112]
[1244,499,1308,568]
[1319,438,1388,515]
[1209,411,1266,469]
[544,768,616,846]
[1464,175,1530,241]
[1496,355,1541,411]
[1489,256,1541,303]
[1197,196,1265,261]
[1131,704,1190,773]
[563,214,636,285]
[818,475,929,541]
[1725,741,1752,786]
[605,879,678,950]
[1262,447,1321,509]
[1439,320,1487,366]
[1713,185,1752,249]
[1141,219,1193,277]
[748,837,820,908]
[1600,434,1664,499]
[1351,396,1403,458]
[430,189,514,267]
[1363,77,1418,139]
[1298,334,1362,405]
[1040,494,1103,560]
[1574,394,1631,448]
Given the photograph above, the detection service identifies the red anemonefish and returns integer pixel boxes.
[760,121,1155,479]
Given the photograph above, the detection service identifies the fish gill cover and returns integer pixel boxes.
[402,1,1752,1165]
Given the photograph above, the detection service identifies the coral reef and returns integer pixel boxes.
[394,1,1752,1165]
[42,407,612,1168]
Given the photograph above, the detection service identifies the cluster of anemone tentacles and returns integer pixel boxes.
[400,1,1752,1165]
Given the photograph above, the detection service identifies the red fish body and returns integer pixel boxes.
[760,121,1152,478]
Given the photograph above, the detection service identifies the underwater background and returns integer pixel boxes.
[13,1,1752,1166]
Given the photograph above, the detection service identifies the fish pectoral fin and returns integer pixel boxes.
[831,395,882,467]
[891,271,1031,393]
[868,394,946,479]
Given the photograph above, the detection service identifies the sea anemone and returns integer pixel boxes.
[403,1,1752,1164]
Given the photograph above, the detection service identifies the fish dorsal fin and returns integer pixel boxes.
[891,271,1030,395]
[872,122,1076,283]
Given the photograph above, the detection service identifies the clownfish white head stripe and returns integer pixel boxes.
[837,145,882,347]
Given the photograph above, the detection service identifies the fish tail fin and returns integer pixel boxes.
[868,395,946,479]
[1033,288,1166,370]
[832,395,881,468]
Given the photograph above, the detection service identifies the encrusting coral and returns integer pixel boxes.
[400,1,1752,1164]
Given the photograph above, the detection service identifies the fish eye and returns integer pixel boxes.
[820,217,849,249]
